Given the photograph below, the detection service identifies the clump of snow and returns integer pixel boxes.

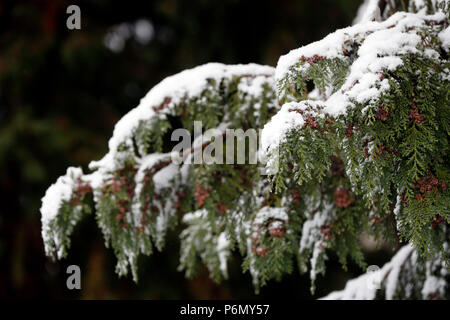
[439,26,450,49]
[238,75,273,100]
[298,202,334,282]
[217,232,230,275]
[299,207,331,253]
[40,167,85,258]
[152,163,178,189]
[246,236,260,290]
[182,209,209,224]
[260,101,310,159]
[253,206,288,226]
[309,241,326,284]
[40,167,83,224]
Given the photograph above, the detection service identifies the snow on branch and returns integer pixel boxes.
[40,63,278,281]
[261,10,449,258]
[322,243,448,299]
[40,5,449,297]
[92,63,274,171]
[264,11,449,156]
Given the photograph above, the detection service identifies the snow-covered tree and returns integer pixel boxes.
[41,0,450,299]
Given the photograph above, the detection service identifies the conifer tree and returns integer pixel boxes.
[41,0,450,299]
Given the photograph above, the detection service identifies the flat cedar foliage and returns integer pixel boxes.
[40,0,450,299]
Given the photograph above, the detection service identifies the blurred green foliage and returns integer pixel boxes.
[0,0,394,299]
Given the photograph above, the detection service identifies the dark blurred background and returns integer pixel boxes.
[0,0,394,299]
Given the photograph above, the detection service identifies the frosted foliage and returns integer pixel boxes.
[263,11,448,156]
[41,167,83,223]
[40,167,87,259]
